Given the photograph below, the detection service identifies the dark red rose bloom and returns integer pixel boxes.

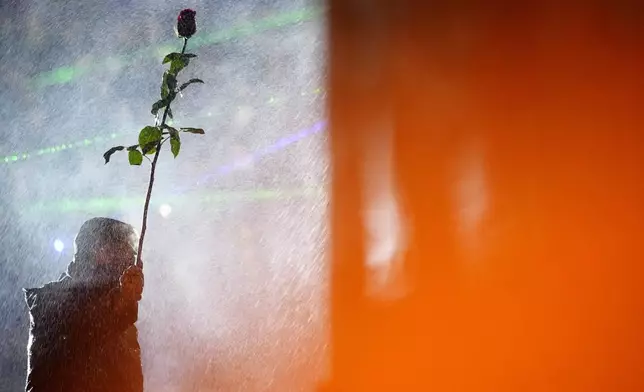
[177,9,196,39]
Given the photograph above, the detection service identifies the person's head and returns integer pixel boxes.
[67,217,139,283]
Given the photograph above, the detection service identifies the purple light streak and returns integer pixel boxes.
[172,120,326,195]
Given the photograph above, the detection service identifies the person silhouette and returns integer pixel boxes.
[24,217,144,392]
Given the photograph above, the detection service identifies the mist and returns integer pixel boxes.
[0,0,328,390]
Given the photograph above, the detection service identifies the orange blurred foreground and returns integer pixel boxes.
[324,2,644,391]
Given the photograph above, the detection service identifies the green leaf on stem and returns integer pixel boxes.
[178,78,204,92]
[169,58,187,75]
[161,72,177,99]
[161,124,179,134]
[170,135,181,158]
[163,53,195,63]
[161,72,169,98]
[167,75,177,93]
[139,126,162,148]
[162,125,180,158]
[180,127,205,135]
[151,94,175,116]
[156,125,181,157]
[163,53,182,64]
[103,146,124,164]
[141,141,158,155]
[128,149,143,165]
[151,99,166,116]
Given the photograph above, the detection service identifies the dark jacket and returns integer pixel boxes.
[24,274,143,392]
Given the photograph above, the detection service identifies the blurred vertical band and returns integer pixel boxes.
[326,1,644,391]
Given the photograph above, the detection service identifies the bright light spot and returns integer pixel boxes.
[53,239,65,253]
[159,204,172,218]
[234,106,254,128]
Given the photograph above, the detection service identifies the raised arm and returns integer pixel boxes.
[73,265,144,339]
[27,266,143,343]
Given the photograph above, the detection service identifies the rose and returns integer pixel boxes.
[105,9,205,271]
[176,9,197,39]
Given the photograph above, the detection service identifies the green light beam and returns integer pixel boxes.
[24,187,325,217]
[31,7,323,89]
[1,87,325,165]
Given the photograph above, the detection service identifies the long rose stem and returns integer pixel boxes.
[136,37,188,266]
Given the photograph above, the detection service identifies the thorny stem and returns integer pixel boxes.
[136,37,188,267]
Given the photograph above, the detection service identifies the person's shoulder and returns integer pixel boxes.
[24,274,72,293]
[23,275,73,309]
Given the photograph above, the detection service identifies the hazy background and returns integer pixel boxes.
[0,0,328,390]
